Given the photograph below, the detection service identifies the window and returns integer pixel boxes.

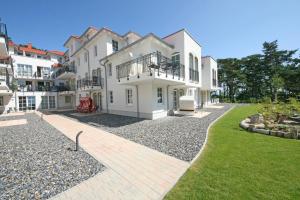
[172,54,180,65]
[27,96,36,110]
[195,57,199,71]
[126,89,133,105]
[188,89,193,96]
[77,57,80,66]
[108,63,112,76]
[84,52,88,63]
[189,53,194,69]
[157,88,163,104]
[70,45,74,54]
[49,96,56,109]
[112,40,118,52]
[41,96,48,109]
[0,96,3,106]
[65,96,71,103]
[109,91,113,103]
[94,45,97,57]
[17,64,32,77]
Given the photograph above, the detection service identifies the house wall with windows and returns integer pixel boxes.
[63,27,218,119]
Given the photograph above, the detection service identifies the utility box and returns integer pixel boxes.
[179,96,194,111]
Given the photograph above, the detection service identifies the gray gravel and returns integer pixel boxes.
[55,104,234,162]
[0,113,105,200]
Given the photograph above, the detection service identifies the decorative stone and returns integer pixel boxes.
[255,123,265,129]
[250,114,264,124]
[167,109,175,116]
[277,131,285,137]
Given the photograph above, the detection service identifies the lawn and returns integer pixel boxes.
[165,105,300,200]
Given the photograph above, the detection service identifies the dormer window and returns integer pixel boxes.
[112,40,118,52]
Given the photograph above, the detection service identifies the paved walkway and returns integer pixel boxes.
[37,112,189,200]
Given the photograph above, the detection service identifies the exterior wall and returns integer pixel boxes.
[66,28,217,119]
[201,56,218,90]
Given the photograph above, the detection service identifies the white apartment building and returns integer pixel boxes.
[0,21,13,114]
[7,41,75,112]
[61,27,218,119]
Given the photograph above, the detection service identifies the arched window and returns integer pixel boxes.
[189,53,193,69]
[195,57,198,71]
[189,53,193,80]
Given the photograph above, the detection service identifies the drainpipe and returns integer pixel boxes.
[136,85,139,118]
[100,60,109,113]
[166,85,169,110]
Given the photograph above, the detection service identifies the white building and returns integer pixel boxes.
[62,27,219,119]
[4,40,71,112]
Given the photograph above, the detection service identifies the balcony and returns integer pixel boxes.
[52,64,76,80]
[116,52,185,85]
[189,69,199,83]
[77,76,104,91]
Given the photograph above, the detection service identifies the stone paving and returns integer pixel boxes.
[0,113,105,200]
[54,103,234,161]
[37,112,189,200]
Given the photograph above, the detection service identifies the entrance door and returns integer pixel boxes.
[18,96,26,111]
[27,96,36,110]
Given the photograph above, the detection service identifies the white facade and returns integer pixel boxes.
[64,27,219,119]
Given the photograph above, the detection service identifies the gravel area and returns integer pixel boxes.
[55,104,234,162]
[0,113,105,200]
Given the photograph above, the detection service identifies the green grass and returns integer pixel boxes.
[165,105,300,200]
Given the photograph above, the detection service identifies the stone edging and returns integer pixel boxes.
[240,119,300,140]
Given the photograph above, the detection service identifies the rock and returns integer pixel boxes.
[283,132,292,138]
[255,123,265,129]
[277,131,285,137]
[167,109,175,116]
[250,114,264,124]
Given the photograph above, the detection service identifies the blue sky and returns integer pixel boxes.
[2,0,299,59]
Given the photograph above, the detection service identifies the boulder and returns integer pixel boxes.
[250,114,264,124]
[255,123,265,129]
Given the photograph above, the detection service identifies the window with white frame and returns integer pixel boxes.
[157,88,163,104]
[94,45,97,57]
[0,96,3,106]
[109,91,113,103]
[84,52,88,63]
[112,40,118,52]
[108,63,112,76]
[49,96,56,109]
[41,96,48,109]
[65,96,71,103]
[126,89,133,105]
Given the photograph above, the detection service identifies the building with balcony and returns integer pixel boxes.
[64,27,219,119]
[0,20,14,114]
[5,41,73,112]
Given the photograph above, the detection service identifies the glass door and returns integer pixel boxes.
[18,96,26,111]
[173,90,178,110]
[27,96,36,110]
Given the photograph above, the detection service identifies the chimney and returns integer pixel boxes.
[27,43,32,49]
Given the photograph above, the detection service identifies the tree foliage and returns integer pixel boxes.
[218,40,299,102]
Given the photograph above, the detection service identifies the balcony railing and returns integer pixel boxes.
[116,52,185,81]
[77,76,104,89]
[52,64,76,79]
[18,85,75,92]
[189,69,199,83]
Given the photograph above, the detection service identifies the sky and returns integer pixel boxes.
[1,0,300,59]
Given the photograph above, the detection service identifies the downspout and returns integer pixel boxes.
[100,60,109,113]
[166,85,169,110]
[136,85,139,118]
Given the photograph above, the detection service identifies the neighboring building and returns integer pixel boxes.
[7,41,72,112]
[0,20,14,114]
[61,27,219,119]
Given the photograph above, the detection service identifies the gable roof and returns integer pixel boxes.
[99,33,174,63]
